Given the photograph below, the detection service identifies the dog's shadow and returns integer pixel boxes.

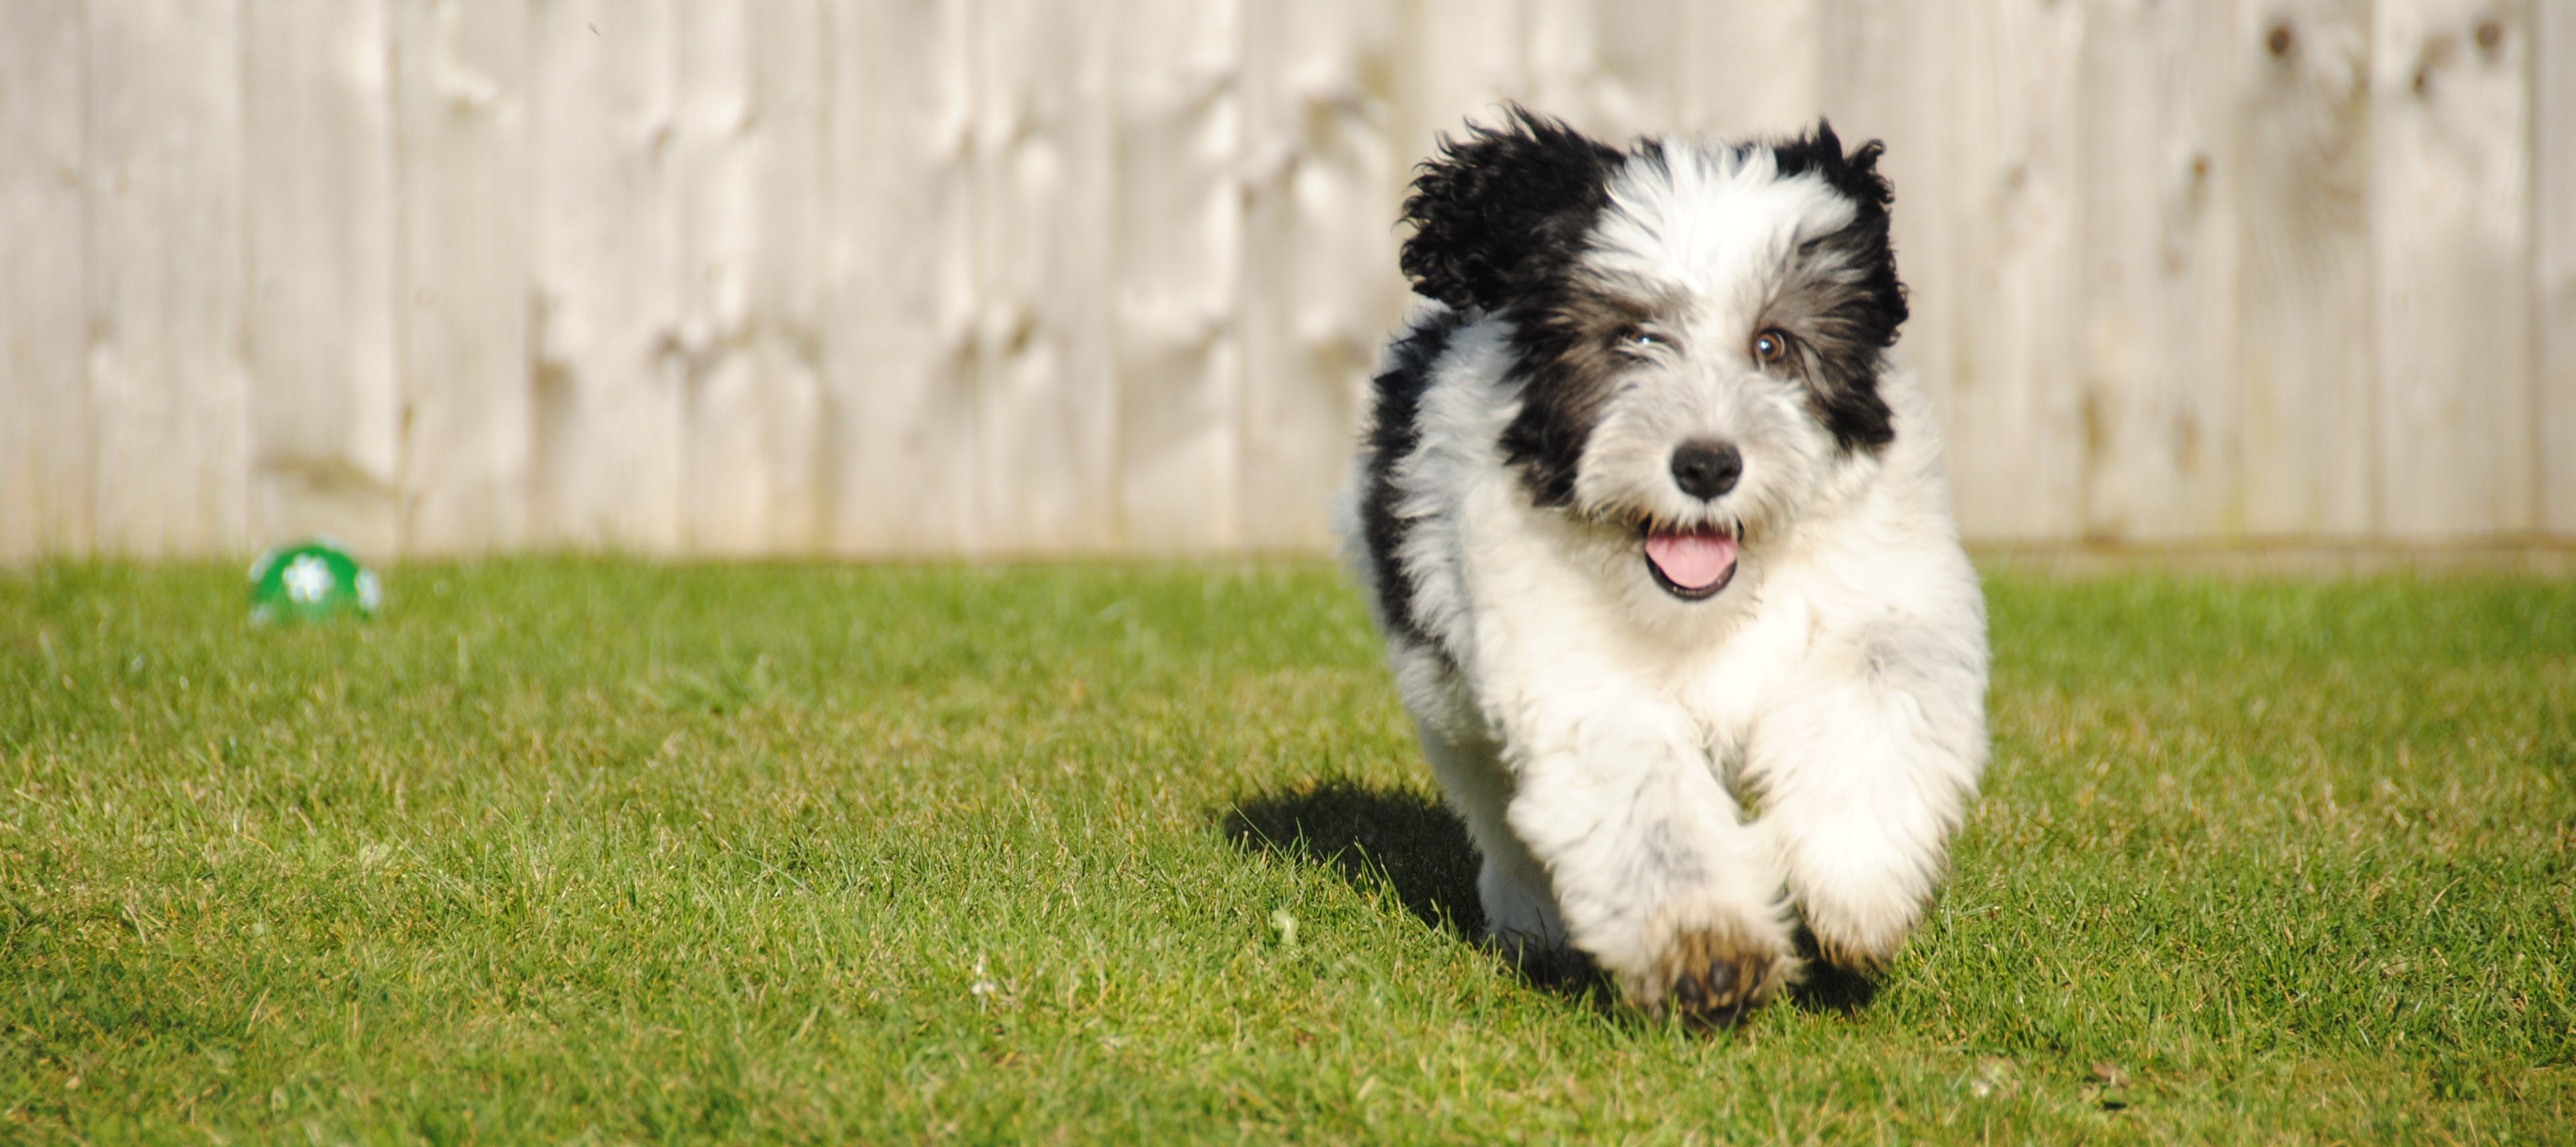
[1219,777,1879,1016]
[1221,778,1486,938]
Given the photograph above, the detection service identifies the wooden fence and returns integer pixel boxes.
[3,0,2571,560]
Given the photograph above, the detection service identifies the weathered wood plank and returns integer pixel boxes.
[391,0,532,555]
[819,0,979,556]
[675,0,828,555]
[11,1,2569,558]
[0,0,89,560]
[2371,0,2535,538]
[244,0,402,557]
[2235,0,2378,539]
[526,0,685,552]
[1237,0,1404,551]
[2539,1,2576,536]
[1675,0,1822,139]
[1112,0,1242,552]
[963,0,1120,554]
[1821,0,2088,544]
[86,0,253,556]
[2077,0,2244,542]
[1399,0,1530,166]
[1528,0,1680,140]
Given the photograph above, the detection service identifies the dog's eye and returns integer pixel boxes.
[1617,326,1660,354]
[1751,328,1791,365]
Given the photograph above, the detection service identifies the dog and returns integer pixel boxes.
[1337,108,1989,1024]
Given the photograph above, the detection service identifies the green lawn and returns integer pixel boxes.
[2,559,2569,1144]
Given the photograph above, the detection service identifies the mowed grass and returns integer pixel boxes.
[1,558,2570,1144]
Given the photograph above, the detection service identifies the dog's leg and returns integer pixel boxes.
[1416,723,1577,975]
[1750,630,1985,973]
[1499,698,1794,1023]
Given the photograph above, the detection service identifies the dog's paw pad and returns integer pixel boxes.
[1644,929,1789,1026]
[1676,954,1765,1025]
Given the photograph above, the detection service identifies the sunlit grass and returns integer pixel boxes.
[2,559,2569,1142]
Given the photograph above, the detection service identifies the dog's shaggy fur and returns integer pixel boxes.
[1337,108,1990,1024]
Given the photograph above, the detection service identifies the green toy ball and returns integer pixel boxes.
[249,540,383,625]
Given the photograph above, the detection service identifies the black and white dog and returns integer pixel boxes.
[1339,108,1989,1023]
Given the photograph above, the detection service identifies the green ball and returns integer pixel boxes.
[249,541,382,625]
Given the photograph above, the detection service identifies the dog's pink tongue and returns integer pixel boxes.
[1646,531,1738,591]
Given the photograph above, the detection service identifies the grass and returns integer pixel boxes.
[1,558,2570,1144]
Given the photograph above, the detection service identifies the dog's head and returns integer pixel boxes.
[1402,107,1906,601]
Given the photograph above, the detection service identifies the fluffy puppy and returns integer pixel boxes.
[1338,108,1989,1023]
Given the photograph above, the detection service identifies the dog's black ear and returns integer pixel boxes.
[1400,106,1626,312]
[1770,119,1896,214]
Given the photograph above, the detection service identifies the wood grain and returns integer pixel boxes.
[391,0,532,554]
[2077,0,2243,542]
[86,0,252,556]
[2372,0,2535,539]
[962,0,1121,555]
[2235,0,2378,539]
[1237,0,1402,551]
[1113,0,1243,552]
[244,0,402,556]
[2539,1,2576,534]
[820,0,979,556]
[1677,0,1822,140]
[0,0,90,558]
[1836,0,2089,543]
[675,0,828,555]
[528,0,685,552]
[1,0,2569,560]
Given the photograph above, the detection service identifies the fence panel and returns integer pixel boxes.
[1838,0,2092,542]
[945,0,1114,556]
[2076,0,2245,541]
[391,0,533,553]
[86,0,253,556]
[2539,2,2576,534]
[245,0,403,558]
[0,0,2567,562]
[1236,0,1401,552]
[0,1,90,557]
[2236,0,2380,538]
[527,0,687,551]
[675,0,831,556]
[2371,0,2537,540]
[818,0,978,556]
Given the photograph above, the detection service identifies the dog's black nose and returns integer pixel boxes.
[1670,442,1742,500]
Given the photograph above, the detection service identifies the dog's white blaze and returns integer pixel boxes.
[1588,146,1856,307]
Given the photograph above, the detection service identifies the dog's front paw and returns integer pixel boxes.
[1629,924,1794,1026]
[1806,919,1905,977]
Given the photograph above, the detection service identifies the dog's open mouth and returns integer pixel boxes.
[1644,528,1738,600]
